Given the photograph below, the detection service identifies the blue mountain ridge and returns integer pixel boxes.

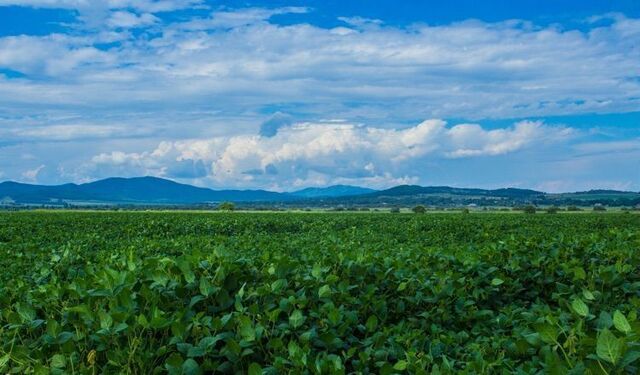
[0,176,375,204]
[0,176,637,205]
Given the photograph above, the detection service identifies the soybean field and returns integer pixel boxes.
[0,212,639,374]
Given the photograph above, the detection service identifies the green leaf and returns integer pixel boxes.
[318,284,331,298]
[573,267,586,280]
[0,354,10,368]
[99,310,113,329]
[582,290,595,301]
[270,279,288,293]
[597,311,613,330]
[366,315,378,332]
[16,303,36,323]
[379,363,394,375]
[311,264,322,279]
[491,278,504,286]
[178,260,196,284]
[198,335,223,349]
[536,323,558,344]
[393,360,408,370]
[288,340,301,359]
[56,331,74,344]
[248,363,262,375]
[50,354,66,369]
[238,316,256,342]
[199,277,214,297]
[164,353,183,373]
[571,298,589,317]
[613,310,632,334]
[182,358,199,375]
[597,329,624,365]
[289,309,305,329]
[397,282,407,291]
[187,346,205,358]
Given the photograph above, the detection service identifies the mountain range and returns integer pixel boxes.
[0,176,638,207]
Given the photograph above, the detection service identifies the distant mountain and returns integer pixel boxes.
[0,177,638,207]
[291,185,377,198]
[0,177,291,204]
[370,185,544,199]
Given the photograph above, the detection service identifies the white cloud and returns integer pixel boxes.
[446,121,572,157]
[0,35,113,76]
[0,10,637,122]
[0,0,204,30]
[572,139,640,156]
[21,164,45,182]
[0,0,202,12]
[87,119,571,189]
[0,6,638,190]
[179,7,308,30]
[0,124,153,143]
[107,11,158,28]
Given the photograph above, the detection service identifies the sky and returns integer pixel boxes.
[0,0,639,192]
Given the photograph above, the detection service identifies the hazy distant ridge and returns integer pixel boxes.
[0,176,638,206]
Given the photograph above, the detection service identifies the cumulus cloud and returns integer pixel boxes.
[87,119,571,189]
[259,112,293,137]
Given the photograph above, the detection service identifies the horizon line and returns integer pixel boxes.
[1,175,638,195]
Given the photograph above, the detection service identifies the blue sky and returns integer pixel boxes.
[0,0,639,192]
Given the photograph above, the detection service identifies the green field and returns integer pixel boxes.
[1,212,639,374]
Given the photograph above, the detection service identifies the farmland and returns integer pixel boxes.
[1,212,639,374]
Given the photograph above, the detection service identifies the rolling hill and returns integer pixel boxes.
[291,185,377,198]
[0,177,289,204]
[0,177,638,207]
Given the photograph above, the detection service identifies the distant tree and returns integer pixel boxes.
[390,207,401,214]
[412,205,426,214]
[217,201,235,211]
[461,208,470,214]
[0,196,15,205]
[593,204,606,212]
[566,205,581,211]
[546,206,559,214]
[523,205,536,214]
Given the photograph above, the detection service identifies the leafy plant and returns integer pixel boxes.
[0,212,638,373]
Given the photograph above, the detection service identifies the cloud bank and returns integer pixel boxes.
[87,119,572,189]
[0,4,638,190]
